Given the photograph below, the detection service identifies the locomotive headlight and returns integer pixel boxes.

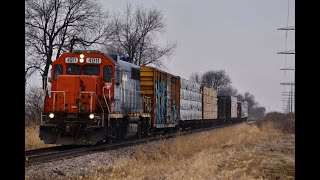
[79,54,85,63]
[89,113,95,119]
[49,113,54,119]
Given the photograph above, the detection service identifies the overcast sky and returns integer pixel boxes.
[27,0,295,113]
[102,0,295,112]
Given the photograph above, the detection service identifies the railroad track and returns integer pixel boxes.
[25,121,246,166]
[25,145,86,157]
[246,119,256,125]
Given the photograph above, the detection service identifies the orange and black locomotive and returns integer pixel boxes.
[40,50,151,145]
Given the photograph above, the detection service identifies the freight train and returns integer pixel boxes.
[40,50,248,145]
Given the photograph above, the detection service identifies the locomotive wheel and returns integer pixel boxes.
[175,124,181,133]
[137,120,142,138]
[141,118,148,137]
[147,127,154,137]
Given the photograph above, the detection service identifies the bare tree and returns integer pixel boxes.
[25,0,114,90]
[243,91,257,114]
[189,72,201,84]
[25,86,44,125]
[236,93,244,101]
[191,69,266,117]
[106,3,176,68]
[235,91,267,118]
[218,85,238,96]
[251,106,266,118]
[198,68,266,117]
[201,70,231,92]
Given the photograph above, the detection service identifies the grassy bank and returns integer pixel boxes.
[25,125,56,151]
[74,123,294,179]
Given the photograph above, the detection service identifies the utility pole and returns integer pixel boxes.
[280,82,295,113]
[278,0,294,113]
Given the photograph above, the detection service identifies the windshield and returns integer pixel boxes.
[66,65,81,75]
[84,66,100,75]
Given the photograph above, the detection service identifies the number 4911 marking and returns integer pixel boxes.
[86,58,102,64]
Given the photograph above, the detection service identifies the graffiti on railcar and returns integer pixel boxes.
[156,79,167,124]
[155,77,178,125]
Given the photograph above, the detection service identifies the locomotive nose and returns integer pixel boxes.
[56,75,99,112]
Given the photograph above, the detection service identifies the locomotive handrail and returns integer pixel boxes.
[141,95,151,113]
[121,89,151,114]
[139,90,151,113]
[80,91,106,127]
[102,86,111,115]
[40,112,47,125]
[94,92,104,114]
[51,91,66,111]
[79,91,95,113]
[102,86,111,125]
[94,92,105,127]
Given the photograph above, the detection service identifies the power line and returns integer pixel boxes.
[280,82,295,85]
[280,68,295,70]
[277,26,295,30]
[277,50,295,54]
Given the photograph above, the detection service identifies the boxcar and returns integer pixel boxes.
[140,66,180,128]
[202,86,218,120]
[241,101,248,119]
[180,78,202,121]
[217,96,238,119]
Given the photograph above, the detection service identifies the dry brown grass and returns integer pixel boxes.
[256,112,295,134]
[74,123,294,180]
[25,125,56,150]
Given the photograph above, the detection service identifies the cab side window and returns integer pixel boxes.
[66,65,82,75]
[54,64,63,80]
[131,68,140,81]
[104,66,112,82]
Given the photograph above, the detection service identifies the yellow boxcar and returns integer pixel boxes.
[140,66,180,128]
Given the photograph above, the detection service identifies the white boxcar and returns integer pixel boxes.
[241,101,248,118]
[231,96,238,118]
[179,78,202,120]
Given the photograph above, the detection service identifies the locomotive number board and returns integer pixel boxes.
[65,57,78,63]
[86,58,102,64]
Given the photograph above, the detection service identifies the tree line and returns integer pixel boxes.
[25,0,176,90]
[25,0,177,125]
[25,0,265,124]
[190,70,266,118]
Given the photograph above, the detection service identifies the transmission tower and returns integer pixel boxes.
[278,0,295,113]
